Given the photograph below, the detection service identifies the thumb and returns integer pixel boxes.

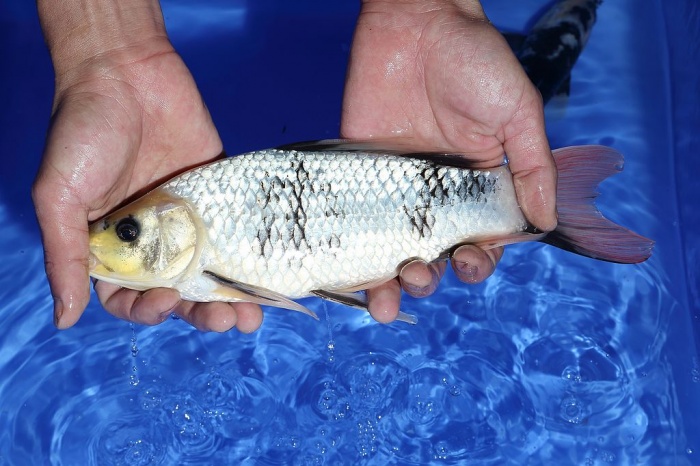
[32,176,91,329]
[504,102,558,232]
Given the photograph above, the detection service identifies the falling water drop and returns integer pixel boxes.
[129,323,140,387]
[323,301,335,364]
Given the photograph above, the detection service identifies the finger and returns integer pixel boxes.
[171,301,238,332]
[399,260,446,298]
[504,91,558,232]
[366,279,401,324]
[95,282,181,325]
[173,301,263,333]
[228,302,264,334]
[451,245,503,284]
[32,180,92,329]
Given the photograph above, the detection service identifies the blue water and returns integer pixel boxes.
[1,0,698,464]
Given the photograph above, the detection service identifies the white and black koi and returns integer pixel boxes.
[88,140,652,322]
[505,0,602,104]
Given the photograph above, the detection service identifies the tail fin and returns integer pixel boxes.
[542,146,654,263]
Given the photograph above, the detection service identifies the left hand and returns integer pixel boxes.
[341,0,557,322]
[33,0,263,332]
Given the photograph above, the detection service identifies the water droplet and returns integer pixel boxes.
[129,366,140,387]
[687,447,694,455]
[599,450,616,463]
[559,396,586,424]
[562,366,582,383]
[140,388,162,410]
[433,441,449,460]
[128,324,140,387]
[327,339,335,363]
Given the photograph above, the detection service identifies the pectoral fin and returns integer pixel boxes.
[311,290,418,325]
[202,270,318,320]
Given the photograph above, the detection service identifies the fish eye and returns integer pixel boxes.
[115,217,140,243]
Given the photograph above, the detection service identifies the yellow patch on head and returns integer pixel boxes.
[88,189,199,289]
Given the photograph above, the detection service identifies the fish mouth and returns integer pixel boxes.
[88,252,113,274]
[88,252,99,271]
[87,254,146,289]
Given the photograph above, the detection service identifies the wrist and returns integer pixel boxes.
[360,0,487,21]
[37,0,171,87]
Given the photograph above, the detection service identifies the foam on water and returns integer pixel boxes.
[0,0,698,464]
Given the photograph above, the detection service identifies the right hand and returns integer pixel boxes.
[342,0,557,322]
[32,36,263,332]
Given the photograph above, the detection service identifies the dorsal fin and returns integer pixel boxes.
[276,139,503,170]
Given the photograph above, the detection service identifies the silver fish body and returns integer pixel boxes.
[88,142,652,320]
[160,149,526,301]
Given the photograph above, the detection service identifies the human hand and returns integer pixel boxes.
[341,0,557,322]
[33,0,263,332]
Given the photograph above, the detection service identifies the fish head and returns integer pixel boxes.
[88,189,199,289]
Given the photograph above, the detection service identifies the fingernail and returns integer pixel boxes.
[455,261,479,282]
[53,298,64,328]
[167,299,182,314]
[160,300,182,322]
[404,283,430,297]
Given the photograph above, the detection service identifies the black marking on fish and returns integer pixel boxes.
[399,161,498,239]
[255,157,314,256]
[570,2,598,27]
[518,24,583,103]
[465,171,496,203]
[327,234,341,249]
[290,158,309,249]
[256,226,269,251]
[404,164,437,239]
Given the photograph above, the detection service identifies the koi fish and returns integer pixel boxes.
[88,141,652,321]
[504,0,602,104]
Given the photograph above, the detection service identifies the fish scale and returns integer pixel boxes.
[159,149,525,300]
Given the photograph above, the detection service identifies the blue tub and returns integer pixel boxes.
[0,0,698,464]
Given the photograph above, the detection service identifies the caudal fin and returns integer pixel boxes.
[542,146,654,263]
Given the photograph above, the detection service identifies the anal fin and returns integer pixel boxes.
[312,290,418,325]
[469,230,548,251]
